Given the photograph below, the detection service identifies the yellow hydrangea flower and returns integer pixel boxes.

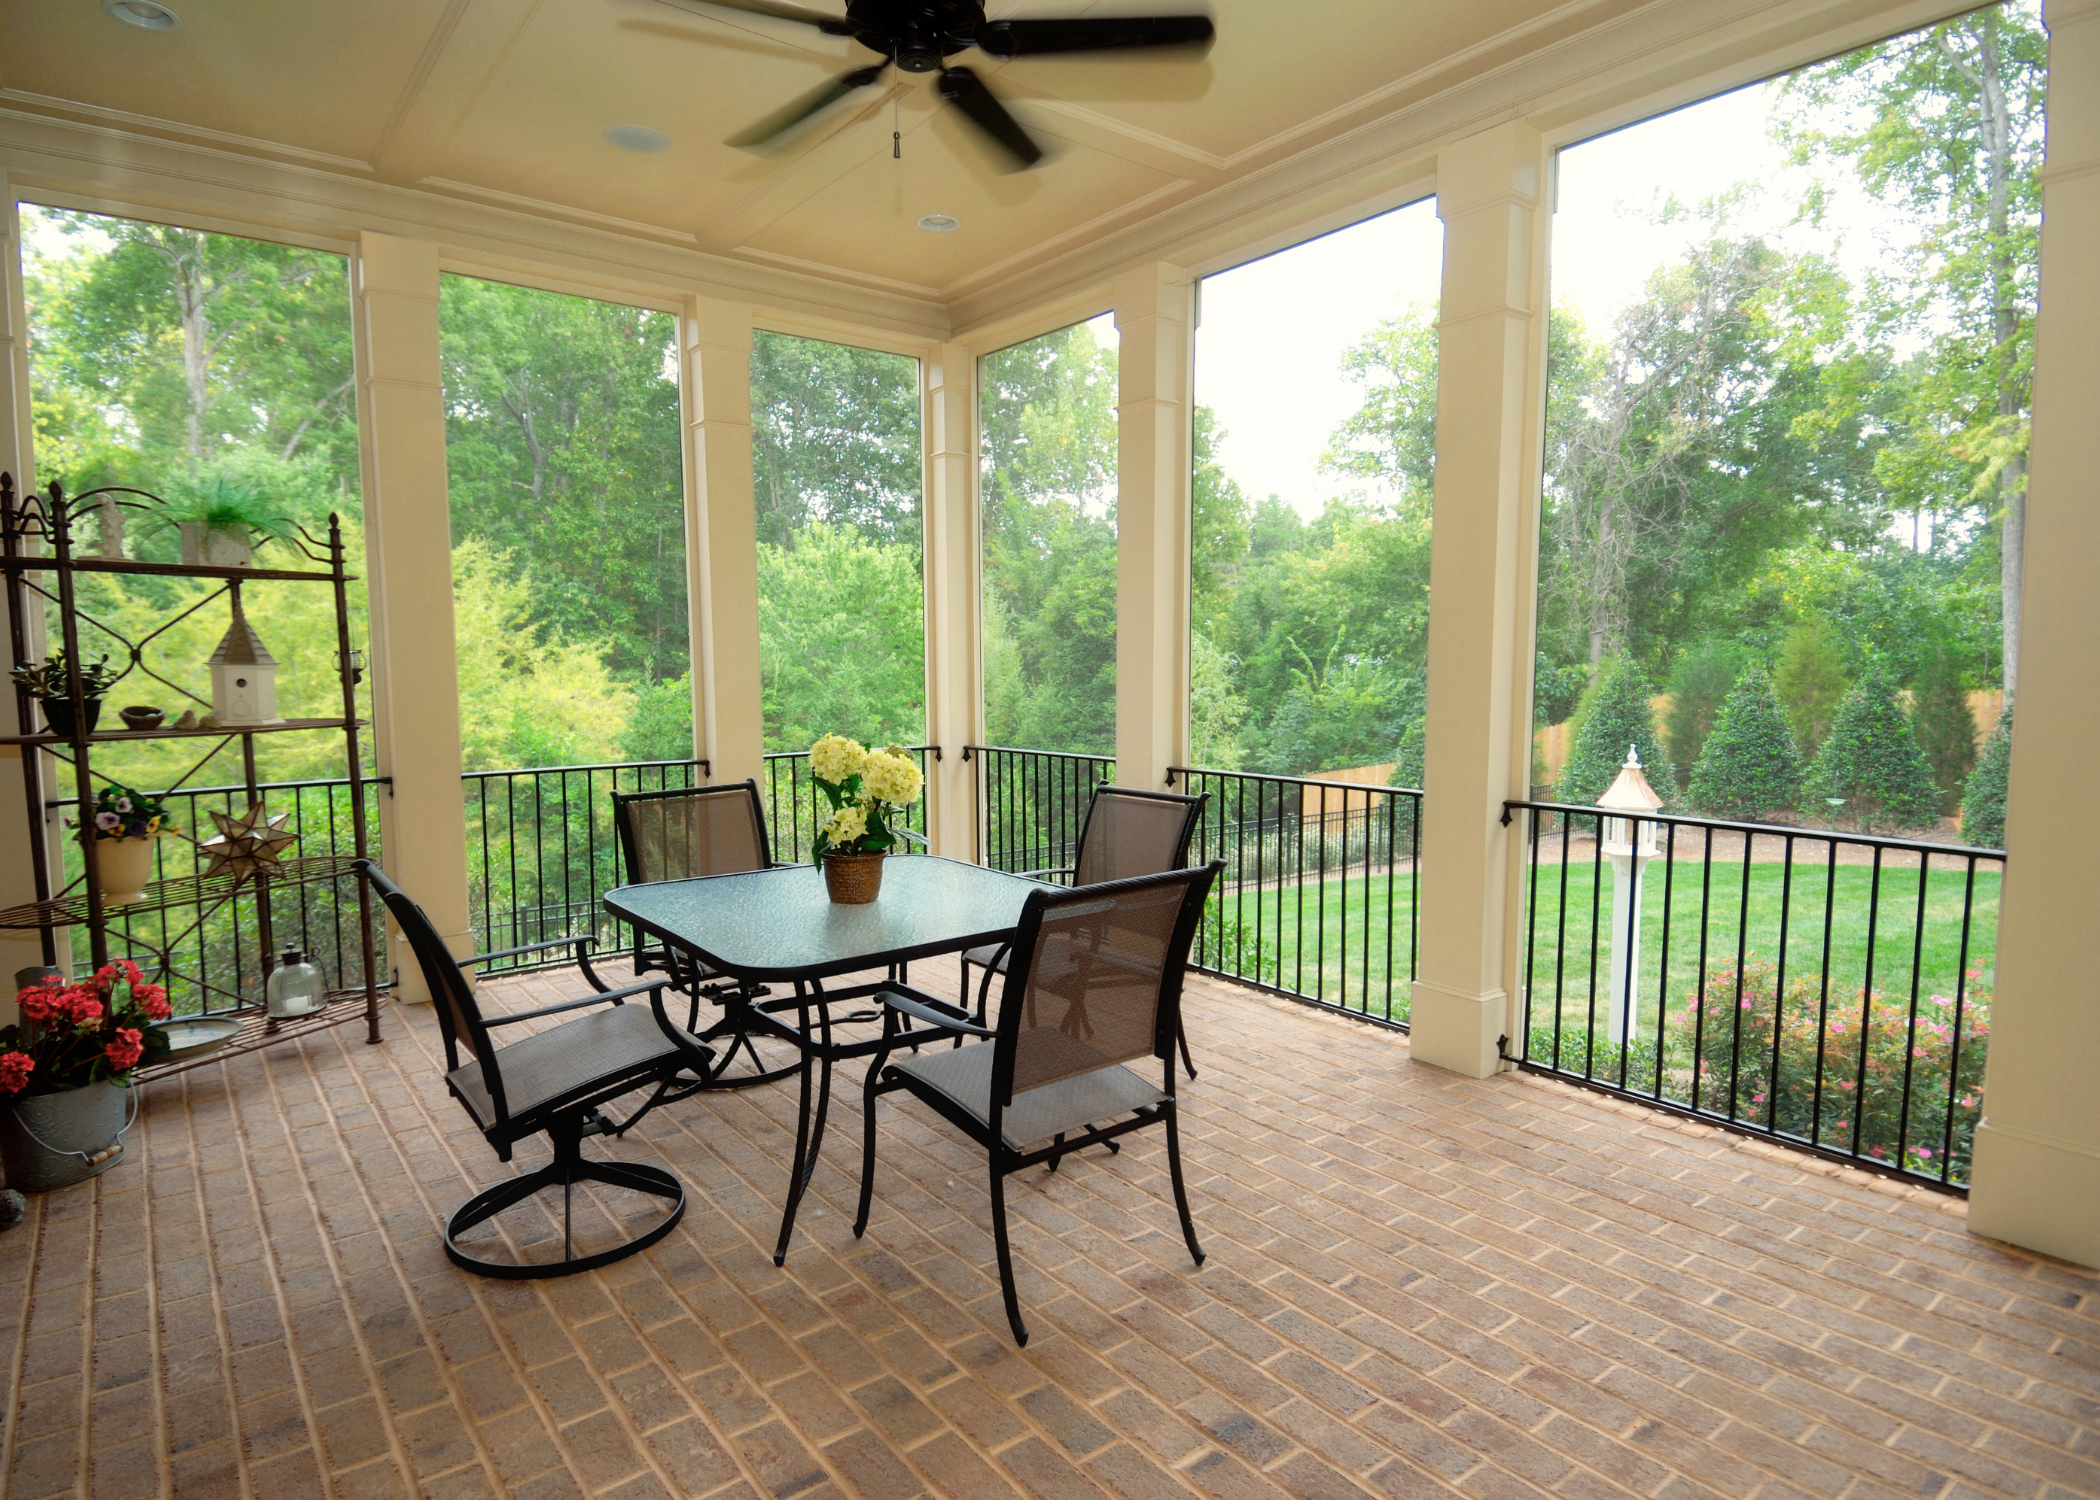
[860,749,923,807]
[822,802,869,846]
[810,733,867,785]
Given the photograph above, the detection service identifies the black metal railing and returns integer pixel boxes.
[50,775,386,1014]
[463,759,705,971]
[761,746,937,863]
[964,745,1116,875]
[1172,768,1421,1027]
[1505,799,2000,1192]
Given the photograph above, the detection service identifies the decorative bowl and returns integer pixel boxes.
[119,705,164,731]
[150,1015,241,1063]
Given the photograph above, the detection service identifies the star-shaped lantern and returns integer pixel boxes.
[197,802,298,883]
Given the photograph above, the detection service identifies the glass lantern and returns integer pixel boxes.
[265,948,326,1019]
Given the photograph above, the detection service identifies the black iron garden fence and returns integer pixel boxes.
[761,746,936,863]
[50,775,386,1014]
[463,758,705,972]
[964,745,1117,876]
[1504,799,2001,1192]
[1171,767,1421,1027]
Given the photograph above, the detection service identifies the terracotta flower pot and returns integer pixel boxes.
[95,835,160,905]
[822,850,885,904]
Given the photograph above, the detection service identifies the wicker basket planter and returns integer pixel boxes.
[822,851,885,904]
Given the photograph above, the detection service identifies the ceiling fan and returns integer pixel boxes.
[658,0,1215,169]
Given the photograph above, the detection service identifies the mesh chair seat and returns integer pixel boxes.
[886,1039,1165,1151]
[448,1003,706,1134]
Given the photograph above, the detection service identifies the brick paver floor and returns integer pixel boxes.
[0,962,2094,1500]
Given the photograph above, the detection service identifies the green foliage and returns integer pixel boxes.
[1534,656,1588,728]
[622,675,695,763]
[756,524,925,751]
[1961,702,2012,848]
[1189,630,1248,771]
[1319,303,1437,515]
[1664,637,1745,778]
[1389,715,1426,792]
[1912,647,1978,815]
[1687,667,1803,820]
[1775,618,1850,755]
[752,332,922,553]
[141,471,300,549]
[1556,659,1673,808]
[1802,664,1939,832]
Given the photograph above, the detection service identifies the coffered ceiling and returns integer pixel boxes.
[1,0,1928,324]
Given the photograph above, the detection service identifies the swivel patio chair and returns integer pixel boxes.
[856,860,1223,1345]
[960,784,1207,1077]
[613,779,797,1088]
[358,860,709,1279]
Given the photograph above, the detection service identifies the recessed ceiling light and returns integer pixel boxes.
[103,0,180,29]
[604,126,669,154]
[917,214,962,233]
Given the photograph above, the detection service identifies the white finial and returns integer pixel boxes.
[1624,744,1642,770]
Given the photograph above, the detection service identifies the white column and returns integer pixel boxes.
[1114,263,1195,789]
[1966,0,2100,1269]
[921,344,982,858]
[681,298,765,790]
[352,232,472,996]
[1409,122,1550,1078]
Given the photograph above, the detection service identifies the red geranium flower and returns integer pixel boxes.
[0,1051,34,1094]
[104,1028,143,1073]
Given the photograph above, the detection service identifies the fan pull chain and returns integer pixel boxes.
[893,89,902,159]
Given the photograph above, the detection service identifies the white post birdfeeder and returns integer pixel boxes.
[1598,746,1663,1045]
[207,594,283,727]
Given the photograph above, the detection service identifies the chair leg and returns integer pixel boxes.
[1162,1102,1204,1267]
[1176,1019,1199,1080]
[854,1054,891,1238]
[987,1162,1028,1346]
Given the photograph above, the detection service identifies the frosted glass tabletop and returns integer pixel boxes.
[604,856,1050,983]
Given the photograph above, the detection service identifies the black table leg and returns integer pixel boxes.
[773,977,840,1265]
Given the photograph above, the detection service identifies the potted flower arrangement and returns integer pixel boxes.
[9,650,121,738]
[809,735,923,904]
[143,477,299,568]
[0,961,172,1191]
[86,783,179,905]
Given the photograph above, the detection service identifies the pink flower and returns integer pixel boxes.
[94,811,119,831]
[0,1052,32,1093]
[132,983,170,1021]
[103,1028,143,1073]
[16,980,64,1027]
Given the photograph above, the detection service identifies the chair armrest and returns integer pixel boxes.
[466,934,594,966]
[1016,865,1075,883]
[483,977,663,1027]
[880,986,993,1038]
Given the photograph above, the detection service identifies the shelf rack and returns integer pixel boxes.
[1,473,382,1052]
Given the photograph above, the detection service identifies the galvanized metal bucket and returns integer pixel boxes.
[0,1082,136,1193]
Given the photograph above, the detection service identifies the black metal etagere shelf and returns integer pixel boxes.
[0,472,382,1066]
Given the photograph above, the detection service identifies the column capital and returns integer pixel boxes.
[1434,121,1548,221]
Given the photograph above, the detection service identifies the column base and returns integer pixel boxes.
[1407,980,1507,1079]
[1967,1118,2100,1270]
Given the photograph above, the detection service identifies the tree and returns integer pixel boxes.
[751,332,922,553]
[1961,702,2011,848]
[1802,665,1940,833]
[1775,618,1849,756]
[755,524,925,751]
[1664,637,1746,783]
[1912,645,1979,815]
[1778,3,2047,696]
[1189,630,1247,771]
[1688,667,1803,820]
[1556,659,1674,807]
[1320,303,1437,515]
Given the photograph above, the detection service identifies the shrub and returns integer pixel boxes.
[1911,647,1977,816]
[1802,665,1939,833]
[1775,618,1849,756]
[1534,655,1588,728]
[1961,702,2012,848]
[1688,667,1803,821]
[1665,637,1745,780]
[1387,715,1426,849]
[1555,658,1673,808]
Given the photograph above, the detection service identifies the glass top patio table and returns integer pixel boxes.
[602,856,1054,1263]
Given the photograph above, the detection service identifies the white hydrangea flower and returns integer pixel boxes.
[860,750,923,807]
[810,733,867,785]
[822,802,868,847]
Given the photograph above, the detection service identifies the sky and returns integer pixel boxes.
[1194,74,1905,519]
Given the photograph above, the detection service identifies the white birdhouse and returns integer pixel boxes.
[207,596,283,727]
[1598,746,1664,1045]
[1598,746,1664,859]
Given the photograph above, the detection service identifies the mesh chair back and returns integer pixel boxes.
[995,864,1219,1101]
[615,781,772,887]
[1072,788,1205,887]
[357,861,499,1096]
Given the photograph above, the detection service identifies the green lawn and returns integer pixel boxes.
[1195,869,1420,1023]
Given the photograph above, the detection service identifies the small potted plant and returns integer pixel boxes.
[809,735,923,904]
[0,961,172,1191]
[143,477,299,568]
[9,651,121,738]
[86,782,179,905]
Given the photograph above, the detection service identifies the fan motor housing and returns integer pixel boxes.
[844,0,983,70]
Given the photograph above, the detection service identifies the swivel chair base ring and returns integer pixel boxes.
[443,1116,686,1280]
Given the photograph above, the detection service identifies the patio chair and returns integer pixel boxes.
[613,780,796,1088]
[358,859,708,1280]
[960,784,1208,1078]
[856,860,1223,1345]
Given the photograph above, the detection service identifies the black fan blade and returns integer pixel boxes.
[728,62,889,148]
[938,66,1043,169]
[652,0,850,34]
[977,15,1213,59]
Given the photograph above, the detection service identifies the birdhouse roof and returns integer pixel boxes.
[1598,748,1665,813]
[207,600,276,668]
